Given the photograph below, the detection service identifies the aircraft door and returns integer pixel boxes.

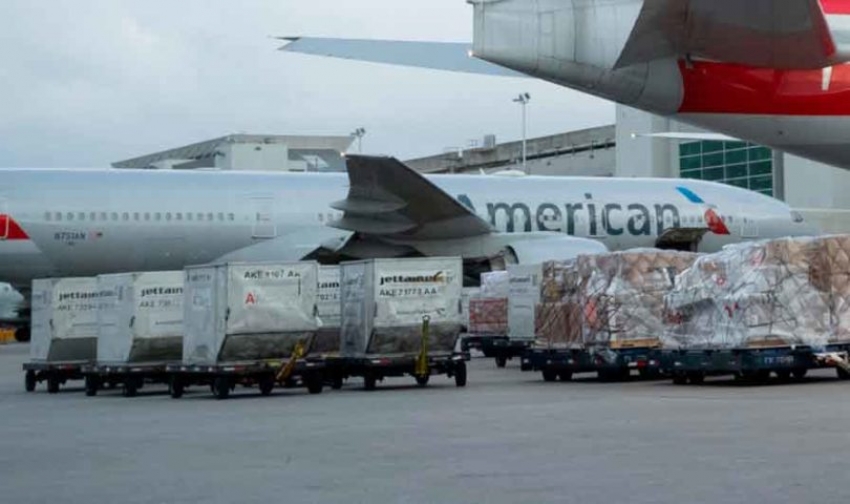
[739,206,759,238]
[251,197,276,239]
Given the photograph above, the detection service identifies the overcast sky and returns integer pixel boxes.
[0,0,614,167]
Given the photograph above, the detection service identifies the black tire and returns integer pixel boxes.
[542,369,558,382]
[169,377,185,399]
[687,372,705,385]
[454,361,468,387]
[415,374,430,387]
[305,373,324,395]
[24,370,36,392]
[213,377,231,400]
[495,356,507,368]
[330,374,344,390]
[84,375,99,397]
[836,367,850,380]
[14,327,30,343]
[558,371,573,382]
[123,380,138,398]
[258,375,275,396]
[363,373,377,391]
[672,373,688,385]
[283,378,297,389]
[639,368,661,380]
[792,368,808,380]
[47,375,60,394]
[775,370,792,382]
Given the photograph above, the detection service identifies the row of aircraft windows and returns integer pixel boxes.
[44,211,236,223]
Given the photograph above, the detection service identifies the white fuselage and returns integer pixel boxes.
[0,168,813,288]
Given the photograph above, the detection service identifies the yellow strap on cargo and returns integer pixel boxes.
[276,339,307,382]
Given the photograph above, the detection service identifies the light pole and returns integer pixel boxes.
[351,127,366,154]
[513,93,530,173]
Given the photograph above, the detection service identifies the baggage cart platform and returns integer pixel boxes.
[522,346,664,382]
[165,357,327,400]
[81,362,175,398]
[461,334,531,368]
[23,361,89,394]
[665,344,850,384]
[325,352,468,390]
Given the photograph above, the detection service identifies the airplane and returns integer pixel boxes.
[280,0,850,170]
[0,155,813,299]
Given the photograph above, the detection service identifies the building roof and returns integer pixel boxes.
[112,134,354,169]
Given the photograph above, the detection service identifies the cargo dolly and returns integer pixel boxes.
[165,352,327,400]
[461,334,531,368]
[664,344,850,384]
[23,360,89,394]
[327,317,468,390]
[522,344,664,382]
[81,362,175,398]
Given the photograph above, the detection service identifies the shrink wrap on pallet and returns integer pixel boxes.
[664,236,850,349]
[480,271,509,298]
[468,298,508,335]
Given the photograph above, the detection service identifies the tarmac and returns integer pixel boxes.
[2,342,850,504]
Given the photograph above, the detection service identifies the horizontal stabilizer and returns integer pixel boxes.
[633,132,741,142]
[278,37,525,77]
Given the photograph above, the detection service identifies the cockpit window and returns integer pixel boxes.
[791,211,805,223]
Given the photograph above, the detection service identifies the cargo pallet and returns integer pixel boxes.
[325,352,468,390]
[165,358,327,400]
[461,334,531,368]
[664,344,850,384]
[81,362,175,398]
[23,361,90,394]
[522,346,664,382]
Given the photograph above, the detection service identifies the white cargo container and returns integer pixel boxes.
[97,271,184,364]
[340,257,463,356]
[314,265,341,354]
[183,262,320,365]
[30,277,107,362]
[507,264,543,340]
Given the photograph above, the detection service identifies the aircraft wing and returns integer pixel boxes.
[278,37,525,77]
[616,0,843,70]
[330,155,494,240]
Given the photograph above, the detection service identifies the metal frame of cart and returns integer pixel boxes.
[165,358,327,399]
[23,361,89,394]
[325,352,468,390]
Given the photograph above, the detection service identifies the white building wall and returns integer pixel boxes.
[615,105,675,178]
[215,143,289,171]
[783,154,850,209]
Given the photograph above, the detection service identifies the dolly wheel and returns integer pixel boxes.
[775,370,792,382]
[305,374,324,395]
[672,373,688,385]
[836,367,850,381]
[542,369,557,382]
[363,373,377,391]
[123,379,139,398]
[792,368,808,381]
[330,375,344,390]
[24,370,36,392]
[170,377,185,399]
[495,356,507,368]
[84,376,99,397]
[558,371,573,382]
[454,361,468,387]
[213,377,231,399]
[687,372,705,385]
[415,374,430,387]
[258,375,275,396]
[47,375,60,394]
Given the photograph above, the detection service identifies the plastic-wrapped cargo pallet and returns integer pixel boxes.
[468,271,508,335]
[313,265,341,355]
[30,277,107,362]
[340,257,463,356]
[460,287,480,331]
[97,271,184,363]
[664,236,850,349]
[535,260,582,347]
[183,262,320,365]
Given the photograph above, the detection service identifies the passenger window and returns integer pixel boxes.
[122,213,129,221]
[111,212,118,221]
[318,214,324,222]
[67,212,74,221]
[207,213,213,221]
[228,213,234,221]
[134,213,139,221]
[78,212,85,221]
[217,212,224,221]
[55,212,62,221]
[729,216,735,223]
[100,212,107,221]
[197,213,204,221]
[155,213,161,221]
[89,212,96,221]
[176,213,182,221]
[187,213,193,221]
[144,213,150,221]
[45,212,51,221]
[166,213,172,221]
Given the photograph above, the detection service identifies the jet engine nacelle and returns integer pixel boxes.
[501,235,608,265]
